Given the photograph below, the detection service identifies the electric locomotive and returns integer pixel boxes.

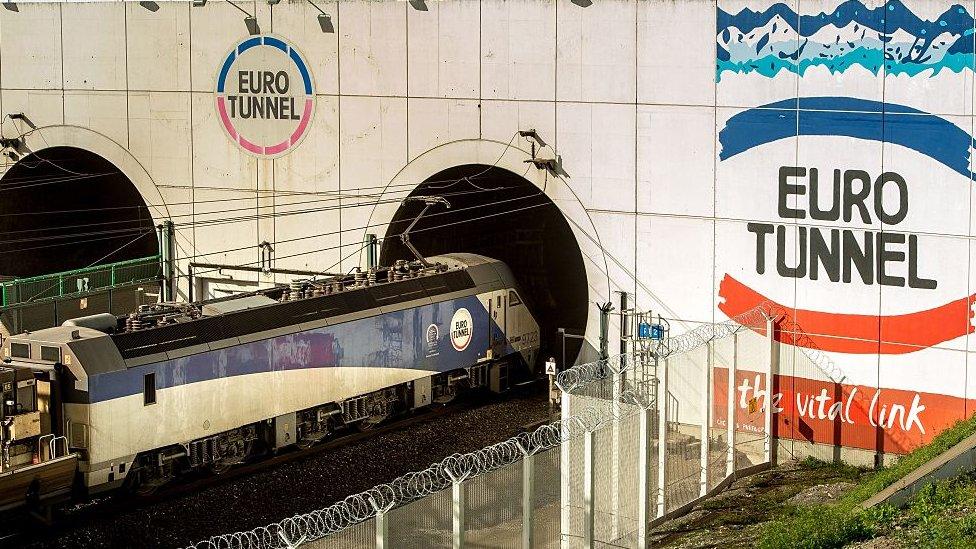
[0,253,540,510]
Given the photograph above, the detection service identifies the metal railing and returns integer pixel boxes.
[0,255,162,308]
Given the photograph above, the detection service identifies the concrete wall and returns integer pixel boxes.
[1,0,974,457]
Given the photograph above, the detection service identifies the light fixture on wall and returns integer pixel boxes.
[408,0,428,11]
[139,1,160,12]
[192,0,207,6]
[306,0,334,33]
[227,0,261,35]
[571,0,593,6]
[267,0,281,5]
[0,137,23,162]
[2,1,17,12]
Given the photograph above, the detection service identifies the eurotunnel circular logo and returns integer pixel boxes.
[215,35,315,158]
[450,308,473,352]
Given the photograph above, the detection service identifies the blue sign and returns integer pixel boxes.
[639,322,664,340]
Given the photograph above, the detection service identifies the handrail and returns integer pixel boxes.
[49,436,68,459]
[0,255,161,287]
[38,434,54,461]
[0,255,162,307]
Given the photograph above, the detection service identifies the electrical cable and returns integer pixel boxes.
[0,181,522,240]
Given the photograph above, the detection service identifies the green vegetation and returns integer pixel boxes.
[757,414,976,549]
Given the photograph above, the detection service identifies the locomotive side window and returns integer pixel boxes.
[40,345,60,362]
[144,373,156,406]
[508,291,522,306]
[10,343,29,359]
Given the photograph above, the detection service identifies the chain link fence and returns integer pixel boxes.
[185,307,775,549]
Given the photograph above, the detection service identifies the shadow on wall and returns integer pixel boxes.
[0,146,159,278]
[380,164,589,368]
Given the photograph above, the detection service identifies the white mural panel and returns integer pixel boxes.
[128,91,193,189]
[63,91,129,148]
[638,215,716,326]
[556,0,636,104]
[637,104,715,217]
[125,1,191,92]
[0,89,64,129]
[480,0,556,101]
[556,102,636,212]
[407,98,480,161]
[407,0,480,99]
[61,2,127,91]
[480,100,556,148]
[338,95,407,191]
[638,0,716,106]
[338,0,407,97]
[0,2,62,90]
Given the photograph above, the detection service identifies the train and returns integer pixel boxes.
[0,253,540,511]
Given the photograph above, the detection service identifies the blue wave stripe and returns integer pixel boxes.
[718,97,974,179]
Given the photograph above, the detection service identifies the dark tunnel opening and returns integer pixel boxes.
[380,164,589,368]
[0,146,159,278]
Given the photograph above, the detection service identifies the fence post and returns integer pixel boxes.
[765,316,775,463]
[583,429,595,549]
[611,359,622,539]
[451,476,466,549]
[375,510,389,549]
[636,404,653,549]
[700,342,712,497]
[518,440,534,549]
[656,357,668,518]
[444,464,468,549]
[367,496,392,549]
[560,392,571,549]
[727,333,737,477]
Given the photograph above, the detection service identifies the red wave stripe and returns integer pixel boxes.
[718,274,976,354]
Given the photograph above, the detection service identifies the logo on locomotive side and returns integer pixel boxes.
[425,323,440,357]
[450,308,473,351]
[214,35,315,158]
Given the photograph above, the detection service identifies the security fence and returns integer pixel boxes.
[186,307,774,549]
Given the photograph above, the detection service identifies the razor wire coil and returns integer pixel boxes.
[183,398,638,549]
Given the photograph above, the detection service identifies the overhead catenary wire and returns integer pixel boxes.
[0,179,527,241]
[172,189,552,275]
[0,168,515,220]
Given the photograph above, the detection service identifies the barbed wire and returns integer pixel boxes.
[555,305,771,393]
[183,399,641,549]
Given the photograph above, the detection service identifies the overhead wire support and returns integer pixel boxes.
[399,196,450,267]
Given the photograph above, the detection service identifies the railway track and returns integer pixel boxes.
[3,385,551,549]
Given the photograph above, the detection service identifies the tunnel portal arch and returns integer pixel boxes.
[0,146,159,277]
[380,163,589,367]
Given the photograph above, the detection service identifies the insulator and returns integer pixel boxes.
[367,269,377,285]
[127,313,144,332]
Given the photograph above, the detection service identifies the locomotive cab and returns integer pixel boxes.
[0,336,77,514]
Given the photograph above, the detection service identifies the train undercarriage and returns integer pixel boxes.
[123,359,518,495]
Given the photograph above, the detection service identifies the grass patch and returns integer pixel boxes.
[756,414,976,549]
[843,416,976,505]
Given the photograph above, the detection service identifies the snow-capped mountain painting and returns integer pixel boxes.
[717,0,976,79]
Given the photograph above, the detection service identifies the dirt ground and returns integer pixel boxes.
[647,459,868,548]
